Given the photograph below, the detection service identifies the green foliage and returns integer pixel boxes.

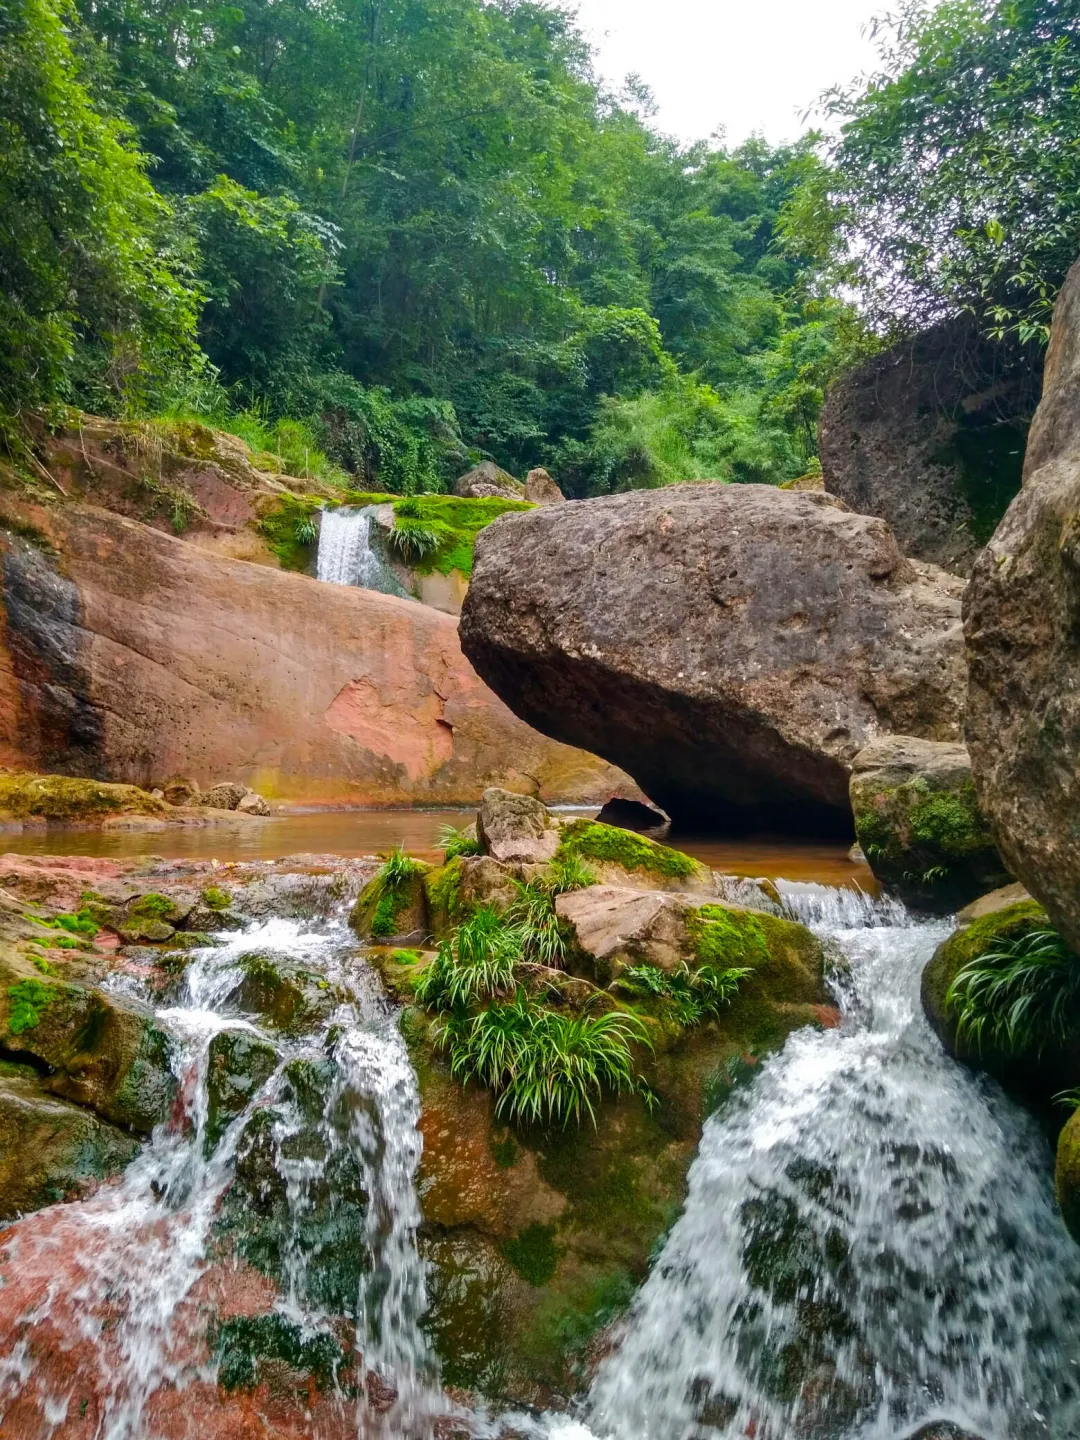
[800,0,1080,343]
[440,991,649,1128]
[618,960,749,1029]
[209,1313,343,1392]
[437,824,482,861]
[32,907,100,938]
[946,926,1080,1056]
[389,495,531,577]
[255,494,326,570]
[377,846,427,888]
[557,820,698,880]
[7,978,53,1034]
[0,0,199,446]
[414,906,520,1010]
[201,886,232,912]
[385,519,447,562]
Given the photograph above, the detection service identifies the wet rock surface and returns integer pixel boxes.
[461,483,965,832]
[965,257,1080,955]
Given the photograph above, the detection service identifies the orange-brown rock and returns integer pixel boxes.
[0,500,631,806]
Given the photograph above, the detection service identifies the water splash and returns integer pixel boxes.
[539,906,1080,1440]
[0,916,440,1438]
[316,505,412,597]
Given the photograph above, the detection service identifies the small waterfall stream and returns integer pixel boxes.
[316,506,412,598]
[539,884,1080,1440]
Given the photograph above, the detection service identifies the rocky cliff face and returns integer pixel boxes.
[965,257,1080,953]
[819,318,1039,574]
[0,497,633,806]
[460,484,965,832]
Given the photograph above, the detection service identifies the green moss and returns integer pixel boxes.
[126,893,179,922]
[390,494,531,577]
[0,773,164,822]
[423,858,466,934]
[516,1268,637,1386]
[7,978,53,1034]
[557,819,700,881]
[201,885,232,912]
[491,1133,519,1170]
[689,905,770,968]
[502,1224,558,1287]
[209,1313,344,1392]
[371,885,407,938]
[254,492,326,570]
[908,787,986,854]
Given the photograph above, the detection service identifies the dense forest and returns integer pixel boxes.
[1,0,1077,494]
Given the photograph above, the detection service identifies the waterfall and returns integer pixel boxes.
[537,886,1080,1440]
[316,505,412,598]
[0,914,443,1439]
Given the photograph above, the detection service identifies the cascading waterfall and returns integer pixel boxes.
[316,505,412,598]
[539,883,1080,1440]
[0,913,442,1439]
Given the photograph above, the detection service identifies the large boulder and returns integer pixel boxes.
[820,317,1039,574]
[965,256,1080,955]
[850,736,1010,911]
[452,461,525,501]
[477,786,560,864]
[0,499,635,808]
[460,484,965,832]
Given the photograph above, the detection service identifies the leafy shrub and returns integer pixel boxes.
[385,519,448,562]
[440,991,649,1127]
[414,906,520,1009]
[946,927,1080,1055]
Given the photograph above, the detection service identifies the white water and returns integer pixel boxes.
[316,505,411,597]
[537,884,1080,1440]
[0,914,441,1438]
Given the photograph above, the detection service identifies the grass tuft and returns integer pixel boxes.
[617,960,748,1029]
[437,823,482,860]
[946,926,1080,1055]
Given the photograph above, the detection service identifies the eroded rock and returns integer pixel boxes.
[850,736,1009,911]
[965,256,1080,956]
[453,461,525,501]
[477,787,560,864]
[594,796,671,840]
[523,467,565,505]
[461,483,965,832]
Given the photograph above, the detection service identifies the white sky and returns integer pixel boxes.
[571,0,890,147]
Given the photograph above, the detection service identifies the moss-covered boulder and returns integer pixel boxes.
[204,1028,278,1152]
[351,864,430,944]
[477,787,561,864]
[224,951,334,1034]
[0,962,176,1132]
[850,736,1009,911]
[920,897,1080,1107]
[402,889,831,1404]
[0,771,167,825]
[0,1069,141,1219]
[555,818,715,895]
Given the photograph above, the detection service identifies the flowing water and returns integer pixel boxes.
[5,881,1080,1440]
[537,883,1080,1440]
[316,506,412,598]
[0,911,444,1439]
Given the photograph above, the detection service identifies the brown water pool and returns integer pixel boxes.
[0,808,872,888]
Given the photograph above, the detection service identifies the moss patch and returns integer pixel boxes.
[502,1224,558,1287]
[253,492,325,570]
[0,772,165,823]
[209,1313,344,1392]
[6,978,53,1034]
[557,820,701,881]
[201,886,232,912]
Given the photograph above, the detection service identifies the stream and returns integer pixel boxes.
[4,884,1080,1439]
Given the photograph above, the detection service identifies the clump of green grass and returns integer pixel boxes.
[386,515,451,562]
[946,926,1080,1055]
[440,991,649,1127]
[437,822,482,860]
[414,906,520,1009]
[617,960,748,1029]
[370,845,427,938]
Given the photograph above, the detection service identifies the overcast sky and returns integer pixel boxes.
[571,0,890,147]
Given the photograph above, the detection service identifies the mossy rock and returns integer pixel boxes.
[0,1073,141,1220]
[204,1028,278,1153]
[1055,1108,1080,1244]
[556,819,713,894]
[0,771,166,823]
[225,950,334,1034]
[920,898,1080,1109]
[0,963,176,1133]
[214,1060,369,1316]
[351,868,429,943]
[209,1311,346,1394]
[850,737,1009,911]
[406,892,830,1405]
